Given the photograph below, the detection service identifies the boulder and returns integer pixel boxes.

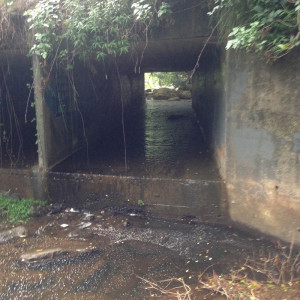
[177,90,192,99]
[178,83,192,91]
[0,226,27,244]
[152,88,177,100]
[168,96,180,101]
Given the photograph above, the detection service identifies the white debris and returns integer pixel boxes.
[78,222,92,229]
[65,208,80,213]
[60,224,69,228]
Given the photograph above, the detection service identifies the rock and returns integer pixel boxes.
[145,89,153,96]
[152,88,177,100]
[178,83,192,91]
[82,212,95,222]
[30,205,49,218]
[123,221,130,227]
[168,96,180,101]
[20,248,68,262]
[0,226,27,244]
[68,230,80,238]
[47,203,64,215]
[177,90,192,99]
[78,222,92,229]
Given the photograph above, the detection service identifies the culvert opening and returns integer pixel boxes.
[53,70,219,181]
[0,55,38,169]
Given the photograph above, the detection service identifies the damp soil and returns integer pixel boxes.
[0,209,277,300]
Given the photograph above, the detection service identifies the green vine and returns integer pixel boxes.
[2,0,300,61]
[209,0,300,60]
[24,0,173,64]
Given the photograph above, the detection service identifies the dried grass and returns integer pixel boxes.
[138,276,192,300]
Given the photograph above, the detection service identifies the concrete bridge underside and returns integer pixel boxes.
[0,0,300,245]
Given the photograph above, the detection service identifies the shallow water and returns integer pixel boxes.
[0,210,273,300]
[55,99,219,181]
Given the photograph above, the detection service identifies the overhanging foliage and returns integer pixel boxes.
[209,0,300,60]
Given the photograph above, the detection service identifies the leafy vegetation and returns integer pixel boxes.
[137,199,145,206]
[209,0,300,60]
[24,0,173,64]
[145,72,190,89]
[0,0,299,61]
[0,195,46,223]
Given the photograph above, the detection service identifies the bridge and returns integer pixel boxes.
[0,0,299,245]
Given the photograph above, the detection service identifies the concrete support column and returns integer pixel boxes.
[32,55,49,170]
[32,55,49,201]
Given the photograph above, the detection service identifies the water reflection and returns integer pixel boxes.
[55,99,219,180]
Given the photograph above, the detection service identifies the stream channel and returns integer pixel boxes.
[0,209,275,300]
[54,99,219,180]
[0,100,280,299]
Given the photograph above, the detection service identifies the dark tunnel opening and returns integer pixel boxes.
[0,53,38,169]
[53,70,220,181]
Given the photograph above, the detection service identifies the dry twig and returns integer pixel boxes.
[138,276,192,300]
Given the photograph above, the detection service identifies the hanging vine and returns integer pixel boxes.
[0,67,23,167]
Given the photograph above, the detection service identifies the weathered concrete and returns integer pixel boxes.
[192,47,224,146]
[217,49,300,244]
[120,0,216,73]
[47,172,226,221]
[33,58,145,170]
[1,0,300,246]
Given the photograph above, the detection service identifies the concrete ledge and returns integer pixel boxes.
[47,172,227,220]
[0,168,37,198]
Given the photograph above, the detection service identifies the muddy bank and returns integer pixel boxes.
[0,208,278,299]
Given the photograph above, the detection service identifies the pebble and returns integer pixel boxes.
[0,226,28,244]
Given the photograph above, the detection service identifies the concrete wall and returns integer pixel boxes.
[33,57,145,170]
[220,49,300,244]
[151,0,210,40]
[121,0,216,73]
[47,172,224,221]
[192,47,224,148]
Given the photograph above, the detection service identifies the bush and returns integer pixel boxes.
[0,195,46,223]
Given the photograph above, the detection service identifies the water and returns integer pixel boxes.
[55,99,219,181]
[0,209,273,300]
